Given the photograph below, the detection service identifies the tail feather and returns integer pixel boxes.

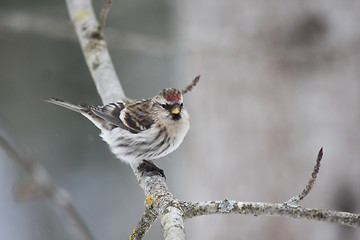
[42,97,89,113]
[42,97,113,131]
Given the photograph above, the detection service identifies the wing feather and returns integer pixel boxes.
[91,101,154,133]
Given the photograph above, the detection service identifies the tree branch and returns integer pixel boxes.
[64,0,360,239]
[130,162,186,240]
[181,200,360,228]
[65,0,127,104]
[129,208,157,240]
[0,10,175,56]
[66,1,189,238]
[179,148,359,229]
[0,125,94,240]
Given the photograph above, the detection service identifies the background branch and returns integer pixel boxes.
[0,10,175,56]
[0,125,94,240]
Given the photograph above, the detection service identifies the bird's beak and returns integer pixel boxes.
[171,106,180,115]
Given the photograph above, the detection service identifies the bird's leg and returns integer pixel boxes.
[138,160,166,179]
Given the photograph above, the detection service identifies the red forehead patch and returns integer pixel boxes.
[165,92,181,101]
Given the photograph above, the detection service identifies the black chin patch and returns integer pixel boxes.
[171,113,181,121]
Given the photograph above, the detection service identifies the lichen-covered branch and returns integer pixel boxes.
[65,1,187,238]
[130,162,186,240]
[65,0,127,104]
[65,1,359,239]
[181,200,360,228]
[129,208,157,240]
[179,148,359,229]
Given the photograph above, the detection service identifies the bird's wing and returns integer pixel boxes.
[90,100,154,133]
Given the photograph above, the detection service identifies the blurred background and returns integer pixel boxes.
[0,0,359,239]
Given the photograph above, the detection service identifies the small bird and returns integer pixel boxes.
[44,76,199,172]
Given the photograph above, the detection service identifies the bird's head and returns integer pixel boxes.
[154,88,184,120]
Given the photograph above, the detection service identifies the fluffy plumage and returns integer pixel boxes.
[44,88,190,167]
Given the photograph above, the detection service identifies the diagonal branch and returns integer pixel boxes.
[130,208,158,240]
[65,0,127,104]
[65,1,187,239]
[130,162,186,240]
[0,125,94,240]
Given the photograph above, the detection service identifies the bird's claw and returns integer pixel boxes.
[138,160,166,179]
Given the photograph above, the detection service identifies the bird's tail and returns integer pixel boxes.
[42,97,89,113]
[42,98,112,131]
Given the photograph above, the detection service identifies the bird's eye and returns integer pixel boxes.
[180,103,184,108]
[161,104,171,110]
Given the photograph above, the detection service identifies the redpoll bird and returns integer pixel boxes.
[44,77,199,172]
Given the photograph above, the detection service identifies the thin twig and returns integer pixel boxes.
[97,0,112,34]
[181,75,200,95]
[285,148,323,206]
[298,147,323,201]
